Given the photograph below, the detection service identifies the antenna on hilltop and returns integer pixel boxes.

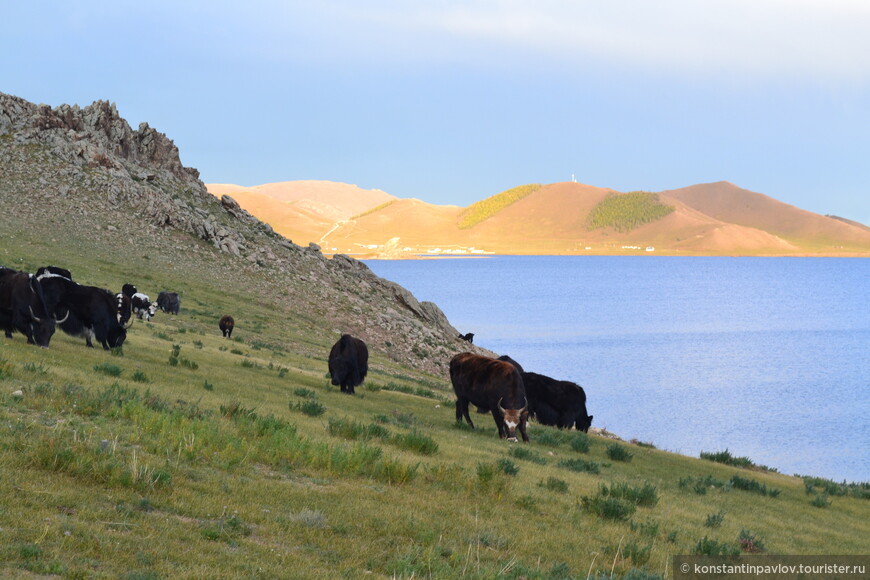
[572,173,577,183]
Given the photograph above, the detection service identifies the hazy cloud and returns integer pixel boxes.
[274,0,870,82]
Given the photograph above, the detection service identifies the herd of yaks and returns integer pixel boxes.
[2,264,593,442]
[327,333,594,443]
[0,264,214,350]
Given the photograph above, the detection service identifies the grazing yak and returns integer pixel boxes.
[450,352,529,442]
[219,315,234,338]
[471,355,592,432]
[156,291,180,315]
[115,292,132,326]
[521,372,593,432]
[475,355,526,414]
[458,332,475,343]
[131,293,157,321]
[328,334,368,394]
[0,267,67,347]
[36,267,126,350]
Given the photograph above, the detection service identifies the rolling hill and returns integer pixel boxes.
[207,181,396,246]
[207,180,870,257]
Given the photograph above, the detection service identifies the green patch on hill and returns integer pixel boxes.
[350,199,397,220]
[587,191,675,233]
[458,184,541,229]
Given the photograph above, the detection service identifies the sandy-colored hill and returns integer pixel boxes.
[209,179,870,257]
[207,181,397,247]
[214,188,335,245]
[208,181,395,222]
[662,182,870,251]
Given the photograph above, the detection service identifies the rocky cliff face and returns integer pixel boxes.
[0,92,485,375]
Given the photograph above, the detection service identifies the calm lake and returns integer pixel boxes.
[365,256,869,483]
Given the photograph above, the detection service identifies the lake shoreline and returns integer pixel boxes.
[340,250,870,260]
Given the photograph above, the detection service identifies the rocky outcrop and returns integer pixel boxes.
[1,95,195,181]
[0,91,487,375]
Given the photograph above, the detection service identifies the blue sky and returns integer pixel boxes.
[4,1,869,223]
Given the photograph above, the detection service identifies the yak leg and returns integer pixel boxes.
[491,410,507,438]
[519,417,530,442]
[456,398,475,428]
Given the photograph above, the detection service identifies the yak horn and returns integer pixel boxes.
[29,305,42,322]
[54,309,70,324]
[497,397,505,414]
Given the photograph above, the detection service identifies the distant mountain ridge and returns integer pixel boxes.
[206,180,870,257]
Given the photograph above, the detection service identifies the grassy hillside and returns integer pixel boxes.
[457,184,542,229]
[2,94,868,578]
[2,231,868,579]
[587,192,676,233]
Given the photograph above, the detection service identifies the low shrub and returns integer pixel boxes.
[508,446,547,465]
[475,462,511,497]
[220,401,254,419]
[497,458,519,476]
[600,481,658,507]
[705,511,725,528]
[569,432,590,453]
[539,477,569,494]
[738,529,766,553]
[293,400,326,417]
[557,457,601,474]
[810,494,832,508]
[392,430,439,455]
[730,475,780,498]
[606,443,633,462]
[700,449,755,469]
[802,476,870,500]
[200,512,252,545]
[374,410,418,428]
[580,495,636,521]
[535,429,572,447]
[326,418,386,441]
[694,536,741,556]
[623,540,653,566]
[630,519,660,538]
[679,474,727,495]
[93,363,123,377]
[22,361,48,374]
[515,494,538,513]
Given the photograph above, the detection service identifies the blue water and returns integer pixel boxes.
[365,256,870,482]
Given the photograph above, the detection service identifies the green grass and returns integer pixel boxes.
[1,231,868,578]
[587,191,675,232]
[457,184,541,229]
[349,199,397,220]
